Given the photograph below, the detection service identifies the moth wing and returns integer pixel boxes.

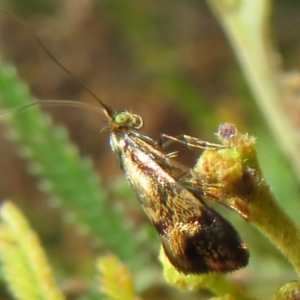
[115,136,249,274]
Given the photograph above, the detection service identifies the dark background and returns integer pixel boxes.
[0,1,300,299]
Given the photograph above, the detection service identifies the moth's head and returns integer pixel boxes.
[106,111,143,132]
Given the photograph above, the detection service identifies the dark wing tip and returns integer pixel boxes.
[158,207,249,275]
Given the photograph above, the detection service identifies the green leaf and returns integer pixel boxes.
[0,56,149,271]
[0,201,64,300]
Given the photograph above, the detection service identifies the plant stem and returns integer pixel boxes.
[208,0,300,181]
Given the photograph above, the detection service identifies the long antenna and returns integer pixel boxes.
[0,9,115,118]
[0,100,104,119]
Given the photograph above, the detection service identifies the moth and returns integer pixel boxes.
[1,11,249,274]
[96,101,249,274]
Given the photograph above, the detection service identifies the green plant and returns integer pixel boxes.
[0,1,300,299]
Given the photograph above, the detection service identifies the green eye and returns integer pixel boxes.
[115,113,129,124]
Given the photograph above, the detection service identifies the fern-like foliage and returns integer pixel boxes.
[97,255,142,300]
[0,201,64,300]
[0,56,149,271]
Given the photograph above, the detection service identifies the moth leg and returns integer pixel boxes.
[131,132,159,147]
[158,133,224,150]
[184,181,249,220]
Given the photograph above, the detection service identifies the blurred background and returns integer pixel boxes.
[0,0,300,299]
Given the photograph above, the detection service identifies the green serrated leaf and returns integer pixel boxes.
[0,201,64,300]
